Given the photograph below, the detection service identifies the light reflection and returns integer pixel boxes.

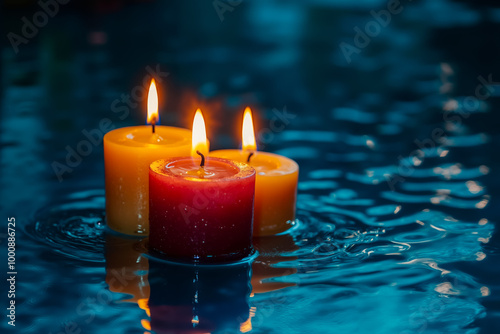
[478,237,490,244]
[478,218,488,226]
[433,164,462,179]
[445,121,462,132]
[441,62,454,75]
[141,319,151,331]
[401,258,451,275]
[436,189,451,195]
[138,298,151,317]
[466,181,483,194]
[240,316,252,333]
[428,261,451,275]
[105,235,150,331]
[431,195,447,204]
[443,99,458,111]
[430,224,446,232]
[435,282,460,295]
[148,257,251,334]
[252,234,299,294]
[475,252,486,261]
[440,62,454,94]
[475,198,488,209]
[366,139,375,149]
[439,150,449,157]
[479,165,490,174]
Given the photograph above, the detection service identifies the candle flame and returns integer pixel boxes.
[192,109,209,158]
[242,107,257,151]
[147,79,159,124]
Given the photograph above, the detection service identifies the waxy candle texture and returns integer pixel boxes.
[104,126,191,235]
[210,150,298,236]
[149,157,256,262]
[210,106,298,236]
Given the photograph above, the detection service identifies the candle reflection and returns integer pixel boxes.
[252,234,298,294]
[148,259,252,334]
[105,234,150,331]
[105,233,299,333]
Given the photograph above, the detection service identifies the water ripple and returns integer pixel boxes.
[381,191,490,209]
[391,228,446,244]
[331,107,377,124]
[25,190,107,263]
[400,181,486,198]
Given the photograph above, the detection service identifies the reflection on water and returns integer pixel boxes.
[251,234,298,294]
[105,234,150,331]
[148,260,251,334]
[3,0,500,333]
[102,232,301,334]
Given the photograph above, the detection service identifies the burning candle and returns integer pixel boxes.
[211,107,299,236]
[104,79,191,235]
[149,109,256,262]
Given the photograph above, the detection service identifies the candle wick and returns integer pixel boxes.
[151,117,156,134]
[247,152,254,163]
[196,150,205,167]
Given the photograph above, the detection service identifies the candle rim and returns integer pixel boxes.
[210,149,299,175]
[104,126,192,148]
[150,156,255,182]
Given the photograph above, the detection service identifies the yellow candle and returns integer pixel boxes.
[210,107,299,236]
[104,80,191,235]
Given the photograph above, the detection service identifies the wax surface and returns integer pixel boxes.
[149,157,256,262]
[104,125,191,235]
[210,150,299,236]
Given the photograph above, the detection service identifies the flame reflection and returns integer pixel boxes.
[105,234,150,331]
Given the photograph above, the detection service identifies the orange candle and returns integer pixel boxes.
[104,79,191,235]
[210,107,299,236]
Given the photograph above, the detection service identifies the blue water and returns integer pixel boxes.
[1,0,500,333]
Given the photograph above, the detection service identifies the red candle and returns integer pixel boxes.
[149,109,256,262]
